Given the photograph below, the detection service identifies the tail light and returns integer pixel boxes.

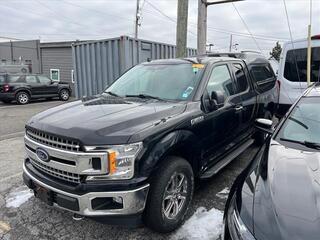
[3,84,10,92]
[311,35,320,40]
[276,80,281,103]
[276,80,281,92]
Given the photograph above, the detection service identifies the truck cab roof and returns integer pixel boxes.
[147,51,270,66]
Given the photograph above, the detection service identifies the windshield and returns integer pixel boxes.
[105,63,205,101]
[277,97,320,145]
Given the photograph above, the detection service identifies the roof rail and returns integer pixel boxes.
[241,50,262,54]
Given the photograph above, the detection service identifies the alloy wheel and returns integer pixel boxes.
[18,93,29,104]
[162,172,188,220]
[61,90,69,100]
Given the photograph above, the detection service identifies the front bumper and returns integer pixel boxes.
[23,162,150,217]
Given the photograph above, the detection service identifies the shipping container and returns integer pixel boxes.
[72,36,197,98]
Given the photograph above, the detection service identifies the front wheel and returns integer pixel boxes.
[143,156,194,233]
[59,89,70,101]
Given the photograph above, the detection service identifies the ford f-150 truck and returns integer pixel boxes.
[23,52,278,233]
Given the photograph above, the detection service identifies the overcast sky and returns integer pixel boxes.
[0,0,318,55]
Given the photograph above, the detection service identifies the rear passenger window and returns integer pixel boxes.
[8,75,24,83]
[284,47,320,82]
[232,63,248,92]
[251,65,274,83]
[206,65,235,97]
[26,76,38,84]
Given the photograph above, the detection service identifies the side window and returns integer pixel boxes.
[206,65,235,97]
[26,75,38,84]
[38,75,51,84]
[284,47,320,82]
[232,63,248,93]
[251,65,274,83]
[9,75,25,83]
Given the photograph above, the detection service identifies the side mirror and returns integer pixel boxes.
[211,91,225,109]
[255,118,274,134]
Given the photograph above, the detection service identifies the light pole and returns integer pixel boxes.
[197,0,244,54]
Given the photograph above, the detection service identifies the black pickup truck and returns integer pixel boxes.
[23,53,278,233]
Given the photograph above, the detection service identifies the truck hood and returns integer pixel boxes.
[254,140,320,240]
[26,95,186,145]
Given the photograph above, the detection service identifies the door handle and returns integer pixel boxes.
[235,106,243,112]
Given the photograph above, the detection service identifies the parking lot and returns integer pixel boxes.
[0,100,258,240]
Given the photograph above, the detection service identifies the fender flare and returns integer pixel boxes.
[139,129,202,177]
[15,88,32,97]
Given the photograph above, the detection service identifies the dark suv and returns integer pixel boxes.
[23,53,278,232]
[0,74,71,104]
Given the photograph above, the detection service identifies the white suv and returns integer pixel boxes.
[277,35,320,116]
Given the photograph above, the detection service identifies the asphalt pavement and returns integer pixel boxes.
[0,100,69,141]
[0,100,258,240]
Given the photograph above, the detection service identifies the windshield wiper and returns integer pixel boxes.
[288,116,309,129]
[125,94,164,101]
[280,138,320,150]
[104,91,120,97]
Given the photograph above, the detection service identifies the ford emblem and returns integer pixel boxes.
[36,148,50,162]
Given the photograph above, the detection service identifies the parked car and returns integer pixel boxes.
[223,83,320,240]
[0,74,71,104]
[277,34,320,117]
[22,53,277,233]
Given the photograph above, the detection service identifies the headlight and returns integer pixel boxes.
[227,195,256,240]
[85,142,142,180]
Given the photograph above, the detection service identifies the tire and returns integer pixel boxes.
[59,89,70,101]
[143,156,194,233]
[1,100,11,104]
[16,91,30,105]
[254,111,272,145]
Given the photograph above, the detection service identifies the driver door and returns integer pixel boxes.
[37,75,58,95]
[202,63,243,165]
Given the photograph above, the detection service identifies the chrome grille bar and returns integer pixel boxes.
[30,157,80,183]
[26,128,80,152]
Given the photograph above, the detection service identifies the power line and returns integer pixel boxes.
[144,0,199,40]
[231,2,262,52]
[282,0,302,101]
[145,0,288,44]
[60,0,134,23]
[34,0,98,29]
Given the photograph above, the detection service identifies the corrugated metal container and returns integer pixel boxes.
[72,36,197,98]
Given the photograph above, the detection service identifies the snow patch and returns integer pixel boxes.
[171,207,224,240]
[216,187,230,200]
[5,186,33,208]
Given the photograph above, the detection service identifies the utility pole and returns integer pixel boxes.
[135,0,141,39]
[197,0,207,55]
[307,0,312,86]
[229,34,233,52]
[176,0,189,58]
[197,0,244,54]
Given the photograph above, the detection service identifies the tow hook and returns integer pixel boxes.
[72,213,84,221]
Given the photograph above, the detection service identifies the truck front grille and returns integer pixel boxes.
[30,157,81,183]
[26,128,81,152]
